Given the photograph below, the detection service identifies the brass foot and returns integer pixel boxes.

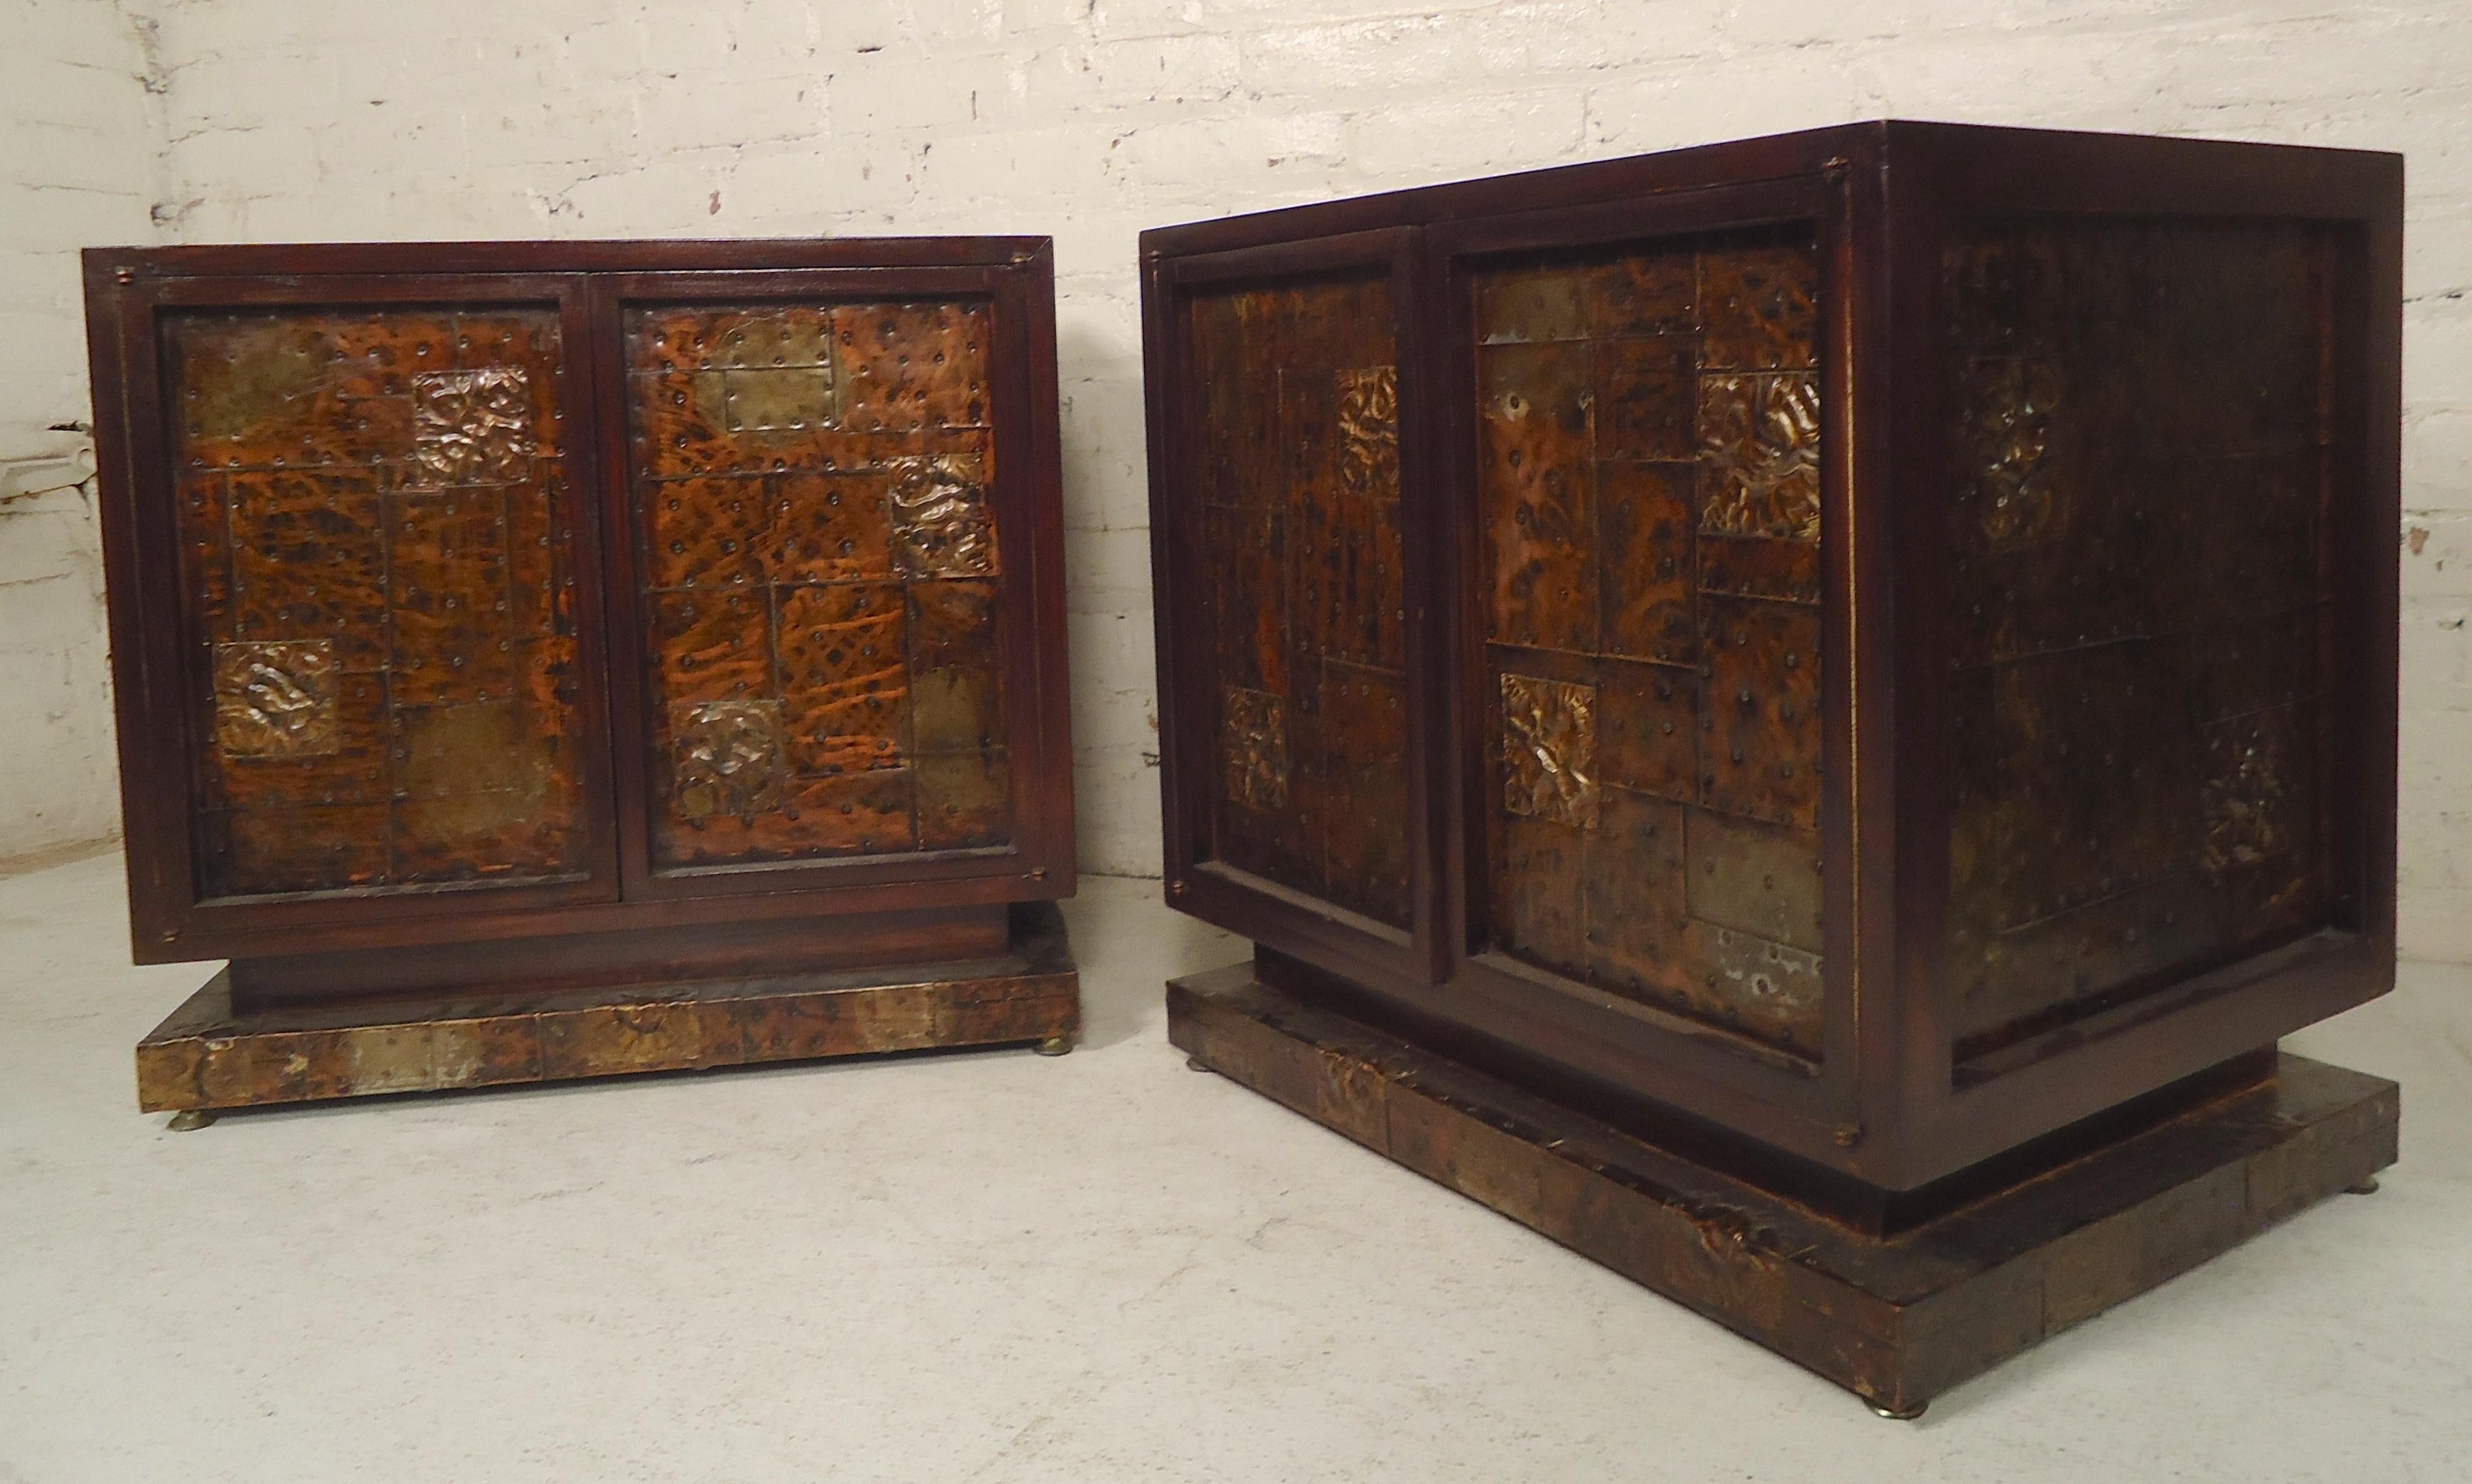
[1867,1398,1927,1421]
[2347,1175,2381,1195]
[1186,1054,1213,1073]
[166,1109,217,1131]
[1034,1035,1073,1057]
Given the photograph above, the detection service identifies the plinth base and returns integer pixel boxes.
[1167,964,2396,1417]
[137,904,1078,1118]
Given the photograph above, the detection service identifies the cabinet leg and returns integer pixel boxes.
[166,1109,217,1131]
[1867,1398,1927,1421]
[1035,1035,1073,1057]
[2347,1175,2380,1195]
[1186,1055,1214,1073]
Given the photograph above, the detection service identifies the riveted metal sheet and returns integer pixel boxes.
[1481,341,1598,655]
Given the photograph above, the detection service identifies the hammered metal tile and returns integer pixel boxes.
[1336,366,1400,498]
[672,699,788,820]
[1679,919,1824,1055]
[888,452,998,578]
[724,366,838,432]
[214,639,339,759]
[1475,270,1590,344]
[227,471,387,663]
[1500,672,1598,828]
[1583,787,1691,998]
[1222,686,1289,812]
[1697,534,1822,605]
[408,367,535,486]
[1319,661,1411,924]
[1699,372,1821,542]
[1494,816,1586,979]
[1587,251,1698,337]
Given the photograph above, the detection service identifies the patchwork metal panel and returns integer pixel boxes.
[622,301,1012,869]
[168,308,589,898]
[1190,274,1413,929]
[1475,233,1827,1058]
[1943,220,2338,1053]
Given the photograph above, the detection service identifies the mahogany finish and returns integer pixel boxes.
[85,238,1078,1106]
[1142,123,2402,1206]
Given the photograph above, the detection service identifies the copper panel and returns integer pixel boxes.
[1700,596,1821,832]
[1943,220,2337,1050]
[769,472,895,585]
[1480,341,1598,653]
[777,581,908,775]
[836,303,993,433]
[1596,660,1696,802]
[647,588,771,705]
[1699,243,1819,372]
[169,307,589,900]
[1581,788,1690,997]
[1598,461,1696,663]
[1474,233,1826,1057]
[643,475,769,589]
[624,301,1011,870]
[1190,274,1411,929]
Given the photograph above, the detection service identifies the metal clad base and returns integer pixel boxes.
[1166,963,2397,1416]
[138,903,1078,1116]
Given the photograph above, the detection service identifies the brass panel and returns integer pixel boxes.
[1191,274,1412,929]
[1474,232,1826,1057]
[168,307,589,900]
[1943,220,2337,1050]
[624,301,1011,869]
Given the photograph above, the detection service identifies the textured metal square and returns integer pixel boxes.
[1699,243,1820,372]
[888,452,998,578]
[1222,686,1288,812]
[408,366,534,485]
[214,639,339,759]
[1500,672,1598,829]
[673,700,788,821]
[1698,372,1821,542]
[1336,366,1399,498]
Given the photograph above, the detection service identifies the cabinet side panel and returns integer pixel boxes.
[169,308,590,898]
[1471,233,1827,1059]
[1942,220,2336,1054]
[1189,274,1413,929]
[620,301,1014,869]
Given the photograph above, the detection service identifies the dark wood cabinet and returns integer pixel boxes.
[87,239,1078,1116]
[1144,122,2402,1413]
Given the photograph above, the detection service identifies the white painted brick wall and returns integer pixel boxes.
[5,0,2468,959]
[0,0,155,863]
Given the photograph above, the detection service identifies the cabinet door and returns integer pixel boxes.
[594,268,1068,902]
[100,274,622,953]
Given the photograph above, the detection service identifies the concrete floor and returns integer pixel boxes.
[1,850,2466,1483]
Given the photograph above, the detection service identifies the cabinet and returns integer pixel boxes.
[87,239,1077,1117]
[1143,123,2402,1414]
